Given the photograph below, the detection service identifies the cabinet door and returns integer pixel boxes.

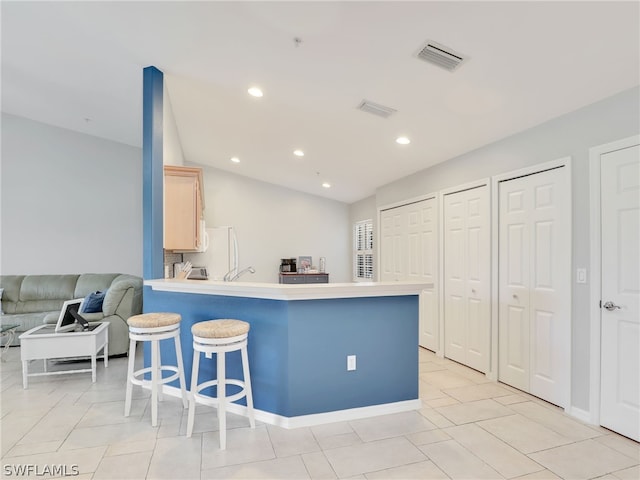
[164,166,204,251]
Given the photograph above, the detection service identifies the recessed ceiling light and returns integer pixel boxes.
[322,182,331,188]
[230,157,240,163]
[247,87,263,97]
[396,136,411,145]
[293,150,305,157]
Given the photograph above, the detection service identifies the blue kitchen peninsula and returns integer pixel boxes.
[143,279,431,427]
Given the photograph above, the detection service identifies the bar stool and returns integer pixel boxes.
[186,319,255,449]
[124,312,188,427]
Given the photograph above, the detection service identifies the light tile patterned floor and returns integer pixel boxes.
[1,347,638,479]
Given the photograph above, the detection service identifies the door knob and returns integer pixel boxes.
[602,301,622,311]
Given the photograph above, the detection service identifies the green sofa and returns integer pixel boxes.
[0,273,142,356]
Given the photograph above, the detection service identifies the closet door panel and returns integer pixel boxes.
[421,286,438,350]
[380,199,439,350]
[444,204,466,364]
[393,212,405,280]
[466,223,488,372]
[467,297,484,361]
[499,181,530,390]
[498,167,569,407]
[416,199,439,351]
[528,170,569,405]
[380,213,394,281]
[446,294,466,361]
[532,309,554,382]
[444,186,490,371]
[504,304,529,390]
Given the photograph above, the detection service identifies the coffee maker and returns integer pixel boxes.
[279,258,297,273]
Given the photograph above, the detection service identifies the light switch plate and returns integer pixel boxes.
[576,268,587,284]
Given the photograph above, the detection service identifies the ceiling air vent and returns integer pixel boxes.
[416,40,467,72]
[357,100,397,119]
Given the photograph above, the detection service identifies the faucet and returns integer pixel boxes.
[223,268,236,282]
[226,266,255,282]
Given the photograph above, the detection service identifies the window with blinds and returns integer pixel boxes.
[354,219,373,280]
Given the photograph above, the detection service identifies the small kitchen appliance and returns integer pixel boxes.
[279,258,297,273]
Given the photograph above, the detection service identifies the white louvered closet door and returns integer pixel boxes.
[443,186,490,373]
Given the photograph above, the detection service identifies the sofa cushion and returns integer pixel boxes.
[103,275,141,317]
[0,276,25,314]
[74,274,120,298]
[20,275,79,301]
[9,311,58,331]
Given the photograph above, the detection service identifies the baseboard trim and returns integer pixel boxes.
[151,384,421,428]
[567,405,592,424]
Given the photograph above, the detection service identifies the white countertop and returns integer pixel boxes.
[145,279,433,301]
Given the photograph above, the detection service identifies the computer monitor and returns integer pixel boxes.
[54,298,84,333]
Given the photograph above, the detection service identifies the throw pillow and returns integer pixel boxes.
[81,290,106,313]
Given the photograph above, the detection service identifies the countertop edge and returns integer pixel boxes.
[144,279,433,301]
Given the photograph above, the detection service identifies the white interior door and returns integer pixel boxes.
[380,198,439,350]
[600,143,640,441]
[407,199,439,351]
[443,186,490,372]
[444,194,467,364]
[381,208,404,281]
[498,166,570,408]
[498,180,530,391]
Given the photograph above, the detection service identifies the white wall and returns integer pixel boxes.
[362,86,640,413]
[162,85,185,166]
[0,113,143,276]
[192,163,351,283]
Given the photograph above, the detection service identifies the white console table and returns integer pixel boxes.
[19,322,109,389]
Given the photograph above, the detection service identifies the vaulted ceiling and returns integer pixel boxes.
[2,1,639,203]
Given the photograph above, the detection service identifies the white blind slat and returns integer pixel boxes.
[354,220,374,280]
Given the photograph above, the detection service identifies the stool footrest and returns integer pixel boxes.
[130,366,182,387]
[193,379,247,405]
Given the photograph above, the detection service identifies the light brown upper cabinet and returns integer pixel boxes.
[164,165,205,251]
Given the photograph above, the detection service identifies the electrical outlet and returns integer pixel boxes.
[347,355,356,371]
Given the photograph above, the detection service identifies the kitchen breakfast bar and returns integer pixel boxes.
[143,279,432,428]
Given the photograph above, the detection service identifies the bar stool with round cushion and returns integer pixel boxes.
[186,319,255,449]
[124,312,188,427]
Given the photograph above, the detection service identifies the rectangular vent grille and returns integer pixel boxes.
[416,41,467,72]
[357,100,397,118]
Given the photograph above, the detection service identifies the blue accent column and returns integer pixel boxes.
[142,66,164,280]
